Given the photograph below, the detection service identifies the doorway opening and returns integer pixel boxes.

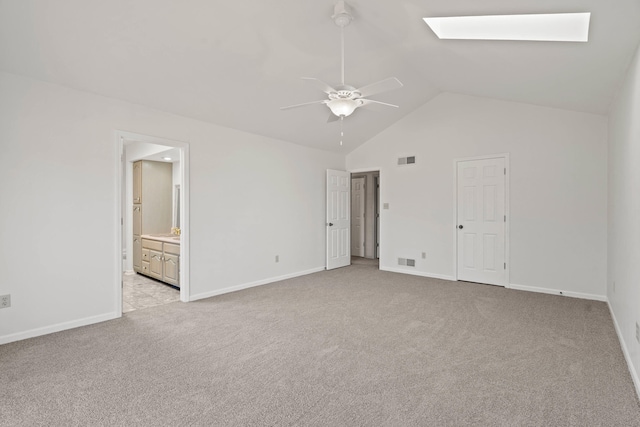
[115,131,190,315]
[350,170,380,268]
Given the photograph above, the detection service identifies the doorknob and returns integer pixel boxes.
[458,225,463,229]
[328,223,334,226]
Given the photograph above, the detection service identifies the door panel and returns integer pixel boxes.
[133,205,142,236]
[133,236,142,270]
[457,157,506,286]
[149,250,163,280]
[133,161,142,203]
[326,169,350,270]
[163,254,179,287]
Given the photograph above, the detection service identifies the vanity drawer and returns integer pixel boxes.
[140,261,150,275]
[141,239,163,251]
[164,243,180,255]
[141,248,150,262]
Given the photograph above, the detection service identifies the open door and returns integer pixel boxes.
[326,169,350,270]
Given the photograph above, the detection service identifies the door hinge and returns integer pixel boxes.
[504,215,506,222]
[504,262,506,269]
[504,168,506,175]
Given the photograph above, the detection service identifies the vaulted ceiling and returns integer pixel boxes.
[1,0,639,152]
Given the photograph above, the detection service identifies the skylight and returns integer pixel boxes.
[423,13,591,42]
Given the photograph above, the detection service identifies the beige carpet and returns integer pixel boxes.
[1,263,639,426]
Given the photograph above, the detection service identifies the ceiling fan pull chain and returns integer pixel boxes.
[340,116,344,146]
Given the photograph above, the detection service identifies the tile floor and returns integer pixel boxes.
[122,273,180,313]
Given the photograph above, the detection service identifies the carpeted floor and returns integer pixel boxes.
[1,263,639,426]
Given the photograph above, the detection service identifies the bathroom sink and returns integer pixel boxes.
[148,233,173,238]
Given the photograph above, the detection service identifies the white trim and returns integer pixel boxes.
[507,283,606,302]
[0,312,118,345]
[380,266,455,282]
[190,267,325,301]
[453,153,510,286]
[608,301,640,400]
[349,167,382,174]
[115,130,191,311]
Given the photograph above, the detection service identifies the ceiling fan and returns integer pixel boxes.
[280,0,403,123]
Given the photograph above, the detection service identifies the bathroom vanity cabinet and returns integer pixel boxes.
[141,237,180,287]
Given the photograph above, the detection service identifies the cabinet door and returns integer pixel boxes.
[133,236,142,270]
[149,250,163,280]
[133,161,142,203]
[163,254,179,287]
[133,205,142,236]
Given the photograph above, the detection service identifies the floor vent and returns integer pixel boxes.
[398,258,407,266]
[406,259,415,267]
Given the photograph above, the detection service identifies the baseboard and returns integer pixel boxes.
[0,312,119,345]
[379,266,455,281]
[190,266,326,302]
[507,283,606,302]
[608,301,640,400]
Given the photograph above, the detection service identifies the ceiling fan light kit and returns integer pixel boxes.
[280,0,404,144]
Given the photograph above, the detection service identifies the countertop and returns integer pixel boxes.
[141,234,181,244]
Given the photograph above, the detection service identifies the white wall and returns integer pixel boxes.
[608,42,640,395]
[347,92,608,299]
[0,71,343,343]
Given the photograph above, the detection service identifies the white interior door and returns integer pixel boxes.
[327,169,350,270]
[351,177,365,257]
[456,157,506,286]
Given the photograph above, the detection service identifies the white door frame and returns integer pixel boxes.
[115,130,191,316]
[452,154,510,285]
[350,167,382,261]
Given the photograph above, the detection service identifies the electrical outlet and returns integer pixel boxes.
[275,255,279,263]
[0,294,10,309]
[636,322,639,344]
[422,252,426,259]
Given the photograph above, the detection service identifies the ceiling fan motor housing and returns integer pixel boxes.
[332,1,353,27]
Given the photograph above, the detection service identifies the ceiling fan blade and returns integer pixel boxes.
[356,77,403,98]
[301,77,337,94]
[360,98,399,110]
[280,100,327,111]
[327,113,340,123]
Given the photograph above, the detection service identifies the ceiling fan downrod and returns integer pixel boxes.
[332,0,353,86]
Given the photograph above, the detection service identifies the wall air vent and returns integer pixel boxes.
[398,258,415,267]
[398,156,416,166]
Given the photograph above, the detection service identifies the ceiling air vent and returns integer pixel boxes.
[398,156,416,166]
